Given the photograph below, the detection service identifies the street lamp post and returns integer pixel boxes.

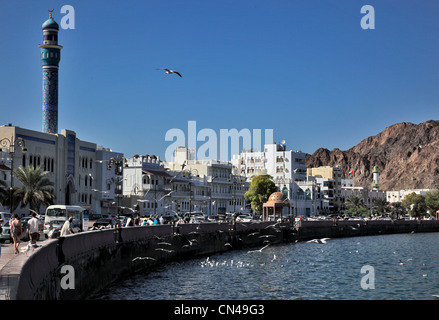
[228,174,243,215]
[0,136,27,213]
[107,155,125,242]
[209,176,218,217]
[182,168,198,217]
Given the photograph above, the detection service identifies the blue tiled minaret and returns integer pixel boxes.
[39,11,63,134]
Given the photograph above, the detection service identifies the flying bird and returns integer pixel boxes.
[132,256,156,262]
[307,238,330,244]
[248,244,270,253]
[157,68,182,77]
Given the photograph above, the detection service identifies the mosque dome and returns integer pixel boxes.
[42,17,59,30]
[267,192,288,204]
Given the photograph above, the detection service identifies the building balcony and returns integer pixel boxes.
[143,184,173,192]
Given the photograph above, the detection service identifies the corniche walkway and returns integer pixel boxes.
[0,238,48,300]
[2,219,439,300]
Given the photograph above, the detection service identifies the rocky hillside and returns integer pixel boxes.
[305,120,439,191]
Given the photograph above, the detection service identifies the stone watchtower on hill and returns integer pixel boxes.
[38,10,63,134]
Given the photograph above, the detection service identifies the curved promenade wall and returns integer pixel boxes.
[13,219,439,300]
[15,222,281,300]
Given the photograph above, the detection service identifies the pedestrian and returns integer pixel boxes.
[153,215,158,225]
[10,214,22,254]
[27,212,40,247]
[126,215,134,227]
[159,215,164,225]
[60,217,74,236]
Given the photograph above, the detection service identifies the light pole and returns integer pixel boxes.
[182,168,198,216]
[0,136,27,213]
[209,176,218,217]
[228,174,243,215]
[107,155,125,242]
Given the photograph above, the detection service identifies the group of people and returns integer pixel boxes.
[126,215,165,227]
[8,212,41,255]
[126,214,193,227]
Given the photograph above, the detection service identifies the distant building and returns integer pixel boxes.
[0,14,123,216]
[232,142,314,217]
[167,147,249,216]
[0,125,111,215]
[307,166,343,213]
[386,189,433,203]
[94,147,124,215]
[341,187,385,211]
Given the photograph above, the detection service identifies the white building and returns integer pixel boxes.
[341,187,385,210]
[386,189,433,203]
[94,147,124,215]
[166,147,249,216]
[232,142,313,217]
[0,125,118,216]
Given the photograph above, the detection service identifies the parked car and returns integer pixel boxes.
[236,214,253,222]
[89,213,103,221]
[0,212,11,227]
[0,222,11,243]
[0,220,27,243]
[92,218,118,229]
[189,215,208,224]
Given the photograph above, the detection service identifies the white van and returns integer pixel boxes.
[44,205,87,237]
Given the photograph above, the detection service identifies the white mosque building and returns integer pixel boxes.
[0,13,123,216]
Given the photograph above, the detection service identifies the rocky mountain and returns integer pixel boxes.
[305,120,439,191]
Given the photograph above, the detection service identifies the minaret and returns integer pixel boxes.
[372,165,380,190]
[39,10,63,134]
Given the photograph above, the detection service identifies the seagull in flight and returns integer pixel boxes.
[248,244,270,253]
[157,68,182,77]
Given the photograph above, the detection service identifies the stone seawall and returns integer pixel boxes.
[13,219,439,300]
[295,219,439,241]
[15,221,283,300]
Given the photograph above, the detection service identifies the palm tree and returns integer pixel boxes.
[372,198,389,216]
[390,202,405,219]
[12,165,55,212]
[346,195,365,209]
[344,195,368,217]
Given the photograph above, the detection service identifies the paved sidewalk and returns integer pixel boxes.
[0,237,47,300]
[0,241,15,270]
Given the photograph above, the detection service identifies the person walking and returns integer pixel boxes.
[27,212,40,247]
[60,217,74,236]
[10,214,22,254]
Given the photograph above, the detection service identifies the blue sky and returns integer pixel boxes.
[1,0,439,160]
